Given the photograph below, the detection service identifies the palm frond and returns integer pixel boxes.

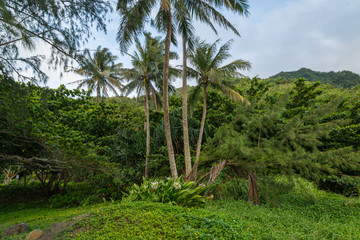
[211,80,250,105]
[209,39,233,69]
[69,46,123,100]
[117,0,157,51]
[188,85,203,112]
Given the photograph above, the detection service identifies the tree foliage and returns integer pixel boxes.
[186,38,250,179]
[202,77,360,196]
[0,75,141,194]
[68,46,123,103]
[270,68,360,89]
[0,0,111,81]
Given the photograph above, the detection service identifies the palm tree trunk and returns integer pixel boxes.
[163,5,178,179]
[182,33,192,177]
[145,83,150,179]
[192,84,207,179]
[96,83,100,103]
[151,86,158,110]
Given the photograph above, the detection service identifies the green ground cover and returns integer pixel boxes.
[1,184,359,240]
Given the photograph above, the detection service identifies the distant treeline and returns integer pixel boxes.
[270,68,360,88]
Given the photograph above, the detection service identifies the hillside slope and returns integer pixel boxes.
[270,68,360,88]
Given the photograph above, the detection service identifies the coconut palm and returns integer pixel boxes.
[172,0,250,177]
[118,0,178,178]
[69,46,123,103]
[117,0,250,179]
[121,33,179,178]
[187,39,251,179]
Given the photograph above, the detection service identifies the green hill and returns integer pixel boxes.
[269,68,360,88]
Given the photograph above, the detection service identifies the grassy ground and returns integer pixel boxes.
[1,178,359,239]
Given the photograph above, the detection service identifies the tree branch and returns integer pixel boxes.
[0,28,57,47]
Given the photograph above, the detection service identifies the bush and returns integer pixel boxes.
[125,177,209,207]
[48,186,103,208]
[209,175,321,206]
[319,175,360,197]
[210,178,248,201]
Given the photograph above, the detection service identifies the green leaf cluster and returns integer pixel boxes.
[201,77,360,196]
[125,177,208,207]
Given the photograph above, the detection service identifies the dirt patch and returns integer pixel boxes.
[39,214,88,240]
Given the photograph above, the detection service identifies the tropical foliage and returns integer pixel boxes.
[202,77,360,196]
[69,46,123,103]
[117,0,250,179]
[187,39,251,178]
[2,1,360,238]
[0,0,111,81]
[270,67,360,88]
[122,33,179,178]
[172,0,250,177]
[125,177,209,207]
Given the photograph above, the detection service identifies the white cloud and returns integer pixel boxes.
[229,0,360,77]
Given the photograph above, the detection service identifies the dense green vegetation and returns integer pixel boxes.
[201,77,360,196]
[270,68,360,88]
[2,74,360,198]
[1,177,359,239]
[1,0,360,239]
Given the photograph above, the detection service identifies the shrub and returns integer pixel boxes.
[319,175,360,197]
[210,178,248,201]
[125,177,209,207]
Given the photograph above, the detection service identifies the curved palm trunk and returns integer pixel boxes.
[163,5,178,179]
[182,33,192,177]
[145,85,150,179]
[192,84,207,179]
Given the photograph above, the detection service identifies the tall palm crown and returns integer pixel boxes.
[122,33,178,104]
[69,46,123,102]
[117,0,249,50]
[188,39,251,96]
[187,39,251,179]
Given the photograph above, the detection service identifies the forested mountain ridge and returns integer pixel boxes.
[269,68,360,88]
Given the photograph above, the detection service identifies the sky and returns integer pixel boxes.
[40,0,360,90]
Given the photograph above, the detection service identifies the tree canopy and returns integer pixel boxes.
[0,0,111,82]
[68,46,123,103]
[270,68,360,89]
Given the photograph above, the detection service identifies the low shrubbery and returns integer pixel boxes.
[209,175,343,205]
[125,177,209,207]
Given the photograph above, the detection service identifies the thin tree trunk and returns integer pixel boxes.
[163,5,178,179]
[145,84,150,179]
[182,33,192,177]
[192,84,207,179]
[96,83,100,103]
[151,86,158,110]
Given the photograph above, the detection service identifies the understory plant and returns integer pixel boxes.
[125,177,208,207]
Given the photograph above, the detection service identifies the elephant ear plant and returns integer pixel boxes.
[125,177,209,207]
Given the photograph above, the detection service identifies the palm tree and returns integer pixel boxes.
[69,46,123,103]
[187,39,251,179]
[118,0,178,178]
[121,33,179,178]
[173,0,250,177]
[117,0,250,179]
